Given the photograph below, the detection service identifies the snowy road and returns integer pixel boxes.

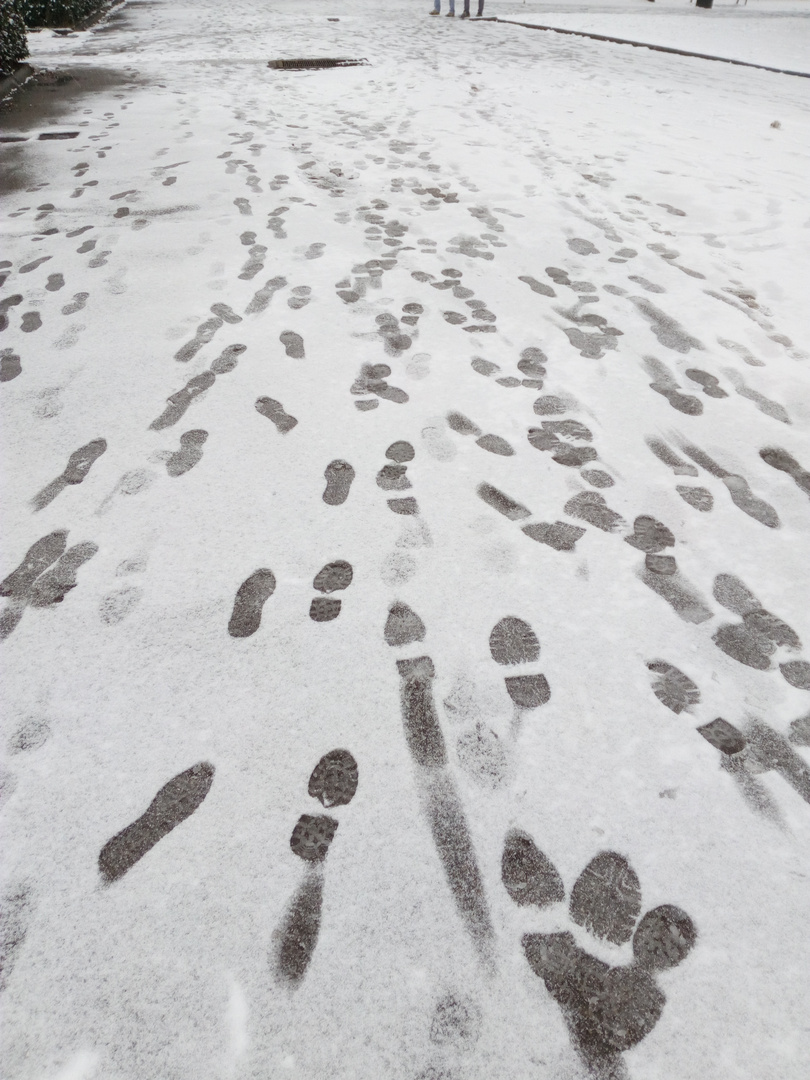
[2,2,810,1078]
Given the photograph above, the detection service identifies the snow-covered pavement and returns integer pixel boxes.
[2,2,810,1078]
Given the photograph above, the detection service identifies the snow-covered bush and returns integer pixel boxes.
[21,0,107,28]
[0,0,29,75]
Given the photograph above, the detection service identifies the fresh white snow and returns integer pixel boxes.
[1,2,810,1079]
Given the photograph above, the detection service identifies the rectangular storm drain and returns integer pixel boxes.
[38,131,80,140]
[267,58,368,70]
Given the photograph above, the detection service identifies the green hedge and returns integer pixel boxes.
[21,0,107,28]
[1,0,29,76]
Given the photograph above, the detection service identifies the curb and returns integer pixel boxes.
[479,17,810,80]
[0,63,36,103]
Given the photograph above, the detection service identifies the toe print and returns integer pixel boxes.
[507,835,697,1070]
[228,568,276,638]
[322,459,355,505]
[489,617,550,709]
[309,561,353,622]
[274,749,359,985]
[98,762,215,883]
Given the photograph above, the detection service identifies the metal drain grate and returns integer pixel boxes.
[267,57,368,70]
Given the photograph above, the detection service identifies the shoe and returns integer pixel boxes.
[429,9,439,13]
[460,11,470,16]
[446,9,455,14]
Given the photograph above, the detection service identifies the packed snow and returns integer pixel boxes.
[1,2,809,1079]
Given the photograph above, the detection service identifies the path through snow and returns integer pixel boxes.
[2,2,810,1079]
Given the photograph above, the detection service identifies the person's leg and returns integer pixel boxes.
[447,0,455,14]
[461,0,470,16]
[431,0,440,12]
[476,0,484,15]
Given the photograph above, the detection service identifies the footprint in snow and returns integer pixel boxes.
[0,530,97,638]
[255,396,298,433]
[384,609,494,964]
[61,291,89,315]
[0,883,34,994]
[279,331,305,359]
[309,561,353,622]
[31,437,107,511]
[697,717,810,823]
[623,515,712,624]
[504,833,696,1076]
[351,363,408,408]
[99,585,143,626]
[489,616,550,712]
[646,660,700,714]
[228,568,276,638]
[446,411,514,456]
[759,447,810,499]
[288,286,311,310]
[379,440,420,516]
[273,749,359,985]
[98,762,215,883]
[151,372,215,430]
[679,441,779,528]
[528,417,596,469]
[27,541,98,607]
[476,482,585,553]
[711,573,805,681]
[322,460,355,505]
[174,315,223,363]
[165,429,208,477]
[643,357,702,415]
[238,244,266,280]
